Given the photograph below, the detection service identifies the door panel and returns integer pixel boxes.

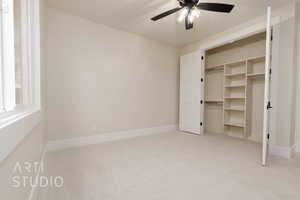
[262,7,272,166]
[179,50,203,134]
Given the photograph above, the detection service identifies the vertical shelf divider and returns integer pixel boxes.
[245,60,249,137]
[223,60,247,138]
[223,64,226,134]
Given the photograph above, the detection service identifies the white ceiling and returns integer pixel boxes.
[46,0,290,47]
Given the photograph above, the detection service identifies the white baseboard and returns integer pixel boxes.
[47,125,178,152]
[28,148,46,200]
[296,144,300,153]
[291,145,297,157]
[269,144,296,159]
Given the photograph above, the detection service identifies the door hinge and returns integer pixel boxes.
[267,133,270,140]
[269,68,272,75]
[267,101,272,110]
[201,56,204,60]
[200,122,203,126]
[271,29,273,41]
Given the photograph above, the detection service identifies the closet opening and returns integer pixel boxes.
[204,32,267,143]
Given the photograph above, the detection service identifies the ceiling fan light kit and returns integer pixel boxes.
[151,0,234,30]
[178,7,189,22]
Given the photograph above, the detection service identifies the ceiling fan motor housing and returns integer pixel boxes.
[179,0,199,8]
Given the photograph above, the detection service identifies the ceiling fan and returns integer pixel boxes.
[151,0,235,30]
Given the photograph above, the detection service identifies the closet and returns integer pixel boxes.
[179,8,273,166]
[205,33,266,143]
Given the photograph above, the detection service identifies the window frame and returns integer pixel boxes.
[0,0,41,129]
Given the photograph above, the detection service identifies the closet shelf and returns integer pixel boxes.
[247,73,265,78]
[224,97,245,100]
[224,108,244,112]
[247,55,266,63]
[225,84,245,88]
[225,72,246,77]
[225,60,246,67]
[207,56,265,71]
[224,122,245,128]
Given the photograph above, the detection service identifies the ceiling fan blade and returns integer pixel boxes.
[151,7,182,21]
[197,3,234,13]
[185,17,193,30]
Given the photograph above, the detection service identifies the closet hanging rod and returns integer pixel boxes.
[205,65,224,72]
[205,101,223,104]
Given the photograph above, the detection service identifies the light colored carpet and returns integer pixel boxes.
[38,132,300,200]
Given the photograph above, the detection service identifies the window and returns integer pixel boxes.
[0,0,40,118]
[0,0,40,162]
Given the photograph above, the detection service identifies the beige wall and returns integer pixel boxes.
[294,1,300,151]
[272,17,296,147]
[45,8,180,141]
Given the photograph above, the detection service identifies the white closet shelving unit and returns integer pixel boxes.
[222,56,266,138]
[204,32,267,142]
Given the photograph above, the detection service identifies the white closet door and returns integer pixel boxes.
[262,7,272,166]
[179,50,204,135]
